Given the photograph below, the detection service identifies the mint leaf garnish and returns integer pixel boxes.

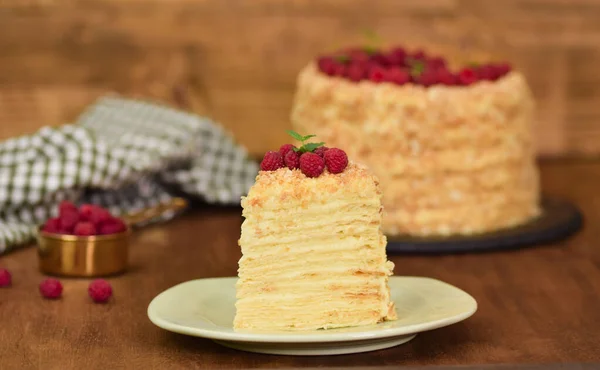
[303,142,325,152]
[406,58,425,77]
[362,28,382,55]
[333,55,350,64]
[286,130,305,141]
[286,131,325,153]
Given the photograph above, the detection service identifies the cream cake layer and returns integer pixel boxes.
[234,162,397,331]
[291,63,541,236]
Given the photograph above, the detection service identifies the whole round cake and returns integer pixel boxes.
[291,46,541,237]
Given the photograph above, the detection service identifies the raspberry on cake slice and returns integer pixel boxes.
[233,132,396,331]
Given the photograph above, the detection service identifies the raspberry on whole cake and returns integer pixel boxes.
[291,45,541,237]
[234,131,397,331]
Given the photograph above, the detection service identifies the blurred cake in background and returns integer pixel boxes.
[291,46,540,237]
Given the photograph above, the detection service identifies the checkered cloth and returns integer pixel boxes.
[0,96,259,254]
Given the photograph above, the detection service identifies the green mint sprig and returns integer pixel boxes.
[406,57,425,77]
[286,130,325,153]
[333,54,351,64]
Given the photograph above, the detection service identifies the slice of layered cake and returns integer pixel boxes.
[234,131,396,331]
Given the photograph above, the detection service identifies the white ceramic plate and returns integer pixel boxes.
[148,276,477,355]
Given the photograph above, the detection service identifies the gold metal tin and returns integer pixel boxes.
[37,229,130,277]
[37,197,188,277]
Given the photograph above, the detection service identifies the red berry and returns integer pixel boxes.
[347,48,371,63]
[458,68,478,86]
[317,56,337,76]
[427,56,447,70]
[299,152,325,178]
[436,68,457,85]
[313,146,329,157]
[346,63,366,82]
[388,67,410,85]
[58,201,77,218]
[279,144,296,158]
[59,209,79,233]
[368,66,387,83]
[94,208,112,226]
[369,52,388,66]
[495,63,512,78]
[411,50,427,60]
[39,278,62,299]
[0,269,11,287]
[73,222,97,236]
[332,63,347,77]
[284,150,300,170]
[79,204,94,221]
[260,151,284,171]
[99,218,127,235]
[42,217,61,233]
[414,69,438,87]
[384,47,407,65]
[324,148,349,174]
[88,279,113,303]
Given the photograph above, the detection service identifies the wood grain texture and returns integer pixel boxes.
[1,159,600,369]
[0,0,600,157]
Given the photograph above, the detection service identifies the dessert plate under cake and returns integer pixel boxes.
[147,276,477,355]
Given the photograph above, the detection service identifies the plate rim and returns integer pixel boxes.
[147,276,478,343]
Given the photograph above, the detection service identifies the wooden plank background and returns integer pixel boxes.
[0,0,599,158]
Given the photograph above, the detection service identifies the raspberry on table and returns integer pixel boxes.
[313,146,329,158]
[284,150,300,170]
[0,268,11,287]
[299,152,325,178]
[39,278,63,299]
[99,218,127,235]
[260,151,284,171]
[74,222,97,236]
[324,148,349,174]
[88,279,113,303]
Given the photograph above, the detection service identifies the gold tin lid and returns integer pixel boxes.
[37,198,188,277]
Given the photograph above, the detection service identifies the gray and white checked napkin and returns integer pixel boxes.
[0,96,259,254]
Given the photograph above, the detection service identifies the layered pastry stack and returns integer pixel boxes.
[234,134,396,331]
[291,46,541,236]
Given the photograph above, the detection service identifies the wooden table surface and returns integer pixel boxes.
[1,159,600,370]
